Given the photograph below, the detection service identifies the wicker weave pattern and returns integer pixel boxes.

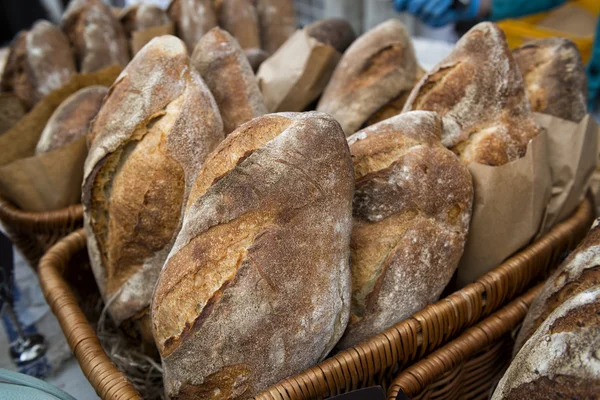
[0,194,83,267]
[387,285,543,400]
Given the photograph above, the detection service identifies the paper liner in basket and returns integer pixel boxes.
[0,66,121,212]
[130,24,174,56]
[257,29,342,112]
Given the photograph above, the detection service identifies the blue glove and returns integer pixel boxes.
[394,0,481,28]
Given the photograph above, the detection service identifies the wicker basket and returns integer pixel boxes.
[0,194,83,268]
[37,199,593,400]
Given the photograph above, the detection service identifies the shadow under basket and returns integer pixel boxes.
[37,199,594,400]
[0,194,83,268]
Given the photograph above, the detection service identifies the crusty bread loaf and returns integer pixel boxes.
[514,218,600,352]
[151,112,354,399]
[168,0,217,51]
[256,0,296,54]
[514,37,587,122]
[245,47,268,72]
[403,22,540,166]
[61,0,130,73]
[491,286,600,400]
[219,0,260,50]
[340,111,473,348]
[119,3,171,37]
[316,19,418,136]
[0,21,76,110]
[82,36,223,344]
[35,86,107,154]
[305,18,356,54]
[192,27,266,135]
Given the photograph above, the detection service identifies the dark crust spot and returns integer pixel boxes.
[548,300,600,335]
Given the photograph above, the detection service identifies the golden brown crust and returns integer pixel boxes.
[168,0,217,51]
[35,86,107,154]
[340,111,473,348]
[403,22,540,166]
[152,112,354,399]
[82,35,223,339]
[317,19,418,136]
[219,0,260,49]
[191,27,266,135]
[119,3,171,37]
[514,37,587,122]
[256,0,297,54]
[61,0,130,73]
[305,18,356,53]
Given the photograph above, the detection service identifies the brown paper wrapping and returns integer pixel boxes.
[130,23,174,56]
[0,66,121,211]
[256,29,342,113]
[536,113,598,234]
[456,132,552,288]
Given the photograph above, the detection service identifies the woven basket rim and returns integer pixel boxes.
[0,193,83,229]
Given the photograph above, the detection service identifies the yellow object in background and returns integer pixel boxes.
[497,0,600,63]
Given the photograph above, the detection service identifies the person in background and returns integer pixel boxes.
[393,0,600,111]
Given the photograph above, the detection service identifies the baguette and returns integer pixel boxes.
[218,0,260,50]
[256,0,296,54]
[168,0,217,51]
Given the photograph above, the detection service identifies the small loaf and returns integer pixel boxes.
[1,20,76,110]
[305,18,356,54]
[168,0,217,51]
[191,27,266,135]
[82,36,223,344]
[152,112,354,399]
[340,111,473,348]
[219,0,260,50]
[36,86,107,154]
[491,286,600,400]
[61,0,130,73]
[403,22,540,166]
[317,19,418,136]
[119,3,171,36]
[256,0,297,54]
[245,48,269,72]
[513,37,587,122]
[514,218,600,351]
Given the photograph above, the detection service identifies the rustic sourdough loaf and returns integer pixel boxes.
[218,0,260,50]
[317,19,418,136]
[256,0,296,54]
[168,0,217,51]
[191,27,266,135]
[340,111,473,348]
[82,35,223,344]
[514,37,587,122]
[1,20,76,110]
[403,22,540,166]
[305,18,356,54]
[514,218,600,351]
[152,112,354,399]
[492,286,600,400]
[119,3,171,36]
[61,0,130,73]
[36,86,107,154]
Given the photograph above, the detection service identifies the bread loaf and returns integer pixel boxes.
[191,27,266,135]
[218,0,260,50]
[1,20,76,110]
[82,35,223,344]
[514,37,587,122]
[491,286,600,400]
[61,0,130,73]
[245,48,268,72]
[151,112,354,399]
[340,111,473,348]
[305,18,356,54]
[119,3,171,36]
[36,86,107,154]
[403,22,540,166]
[256,0,296,54]
[168,0,217,51]
[316,19,418,136]
[514,218,600,352]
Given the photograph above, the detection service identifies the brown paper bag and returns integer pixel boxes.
[256,29,342,112]
[456,132,552,287]
[130,23,174,56]
[0,66,120,211]
[536,113,598,234]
